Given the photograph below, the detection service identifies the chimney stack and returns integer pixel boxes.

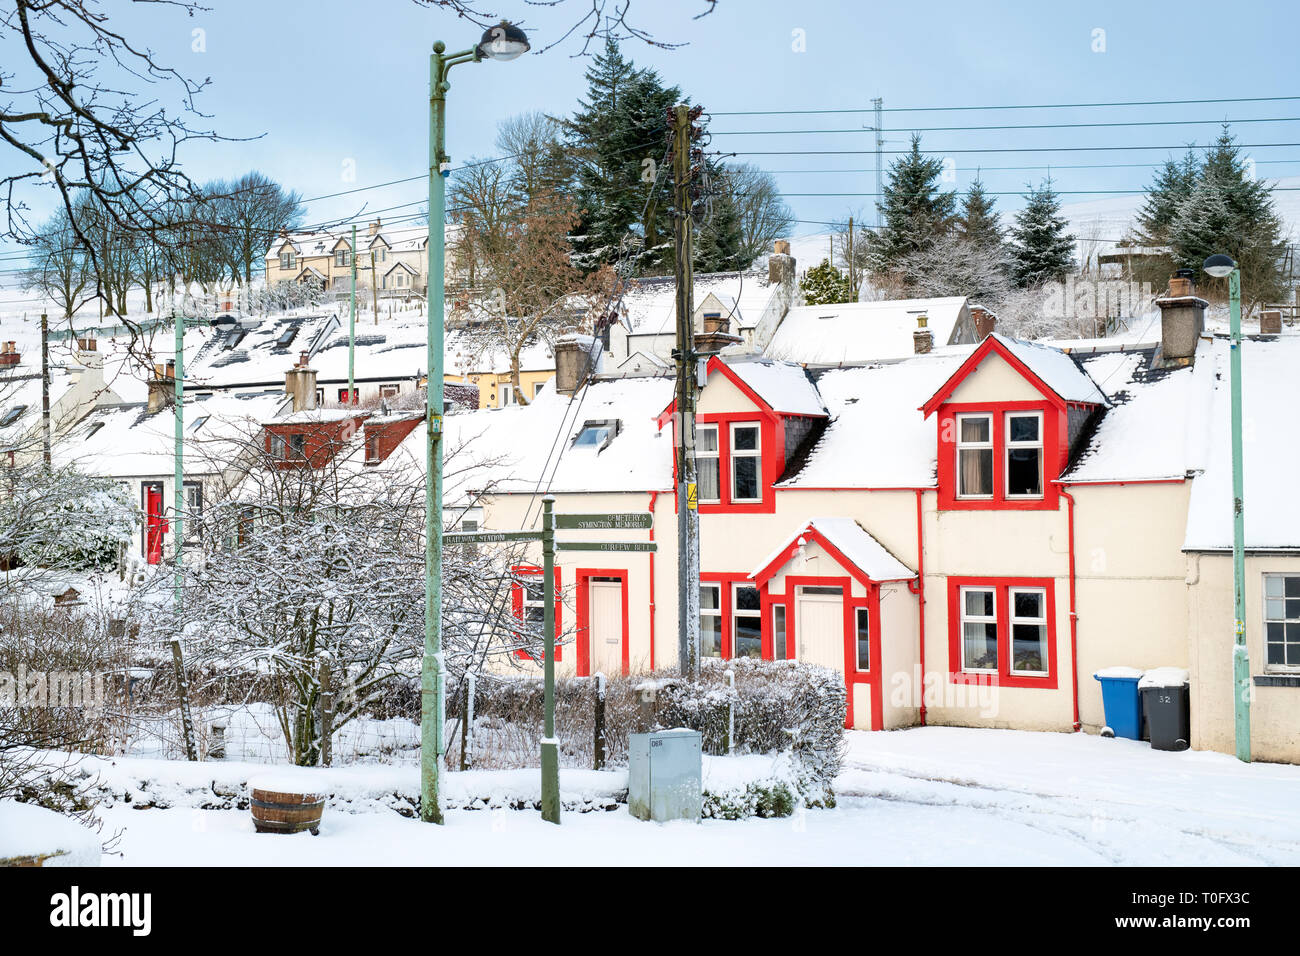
[553,335,601,396]
[284,356,318,412]
[912,314,933,355]
[147,361,176,413]
[0,341,19,368]
[971,306,997,340]
[1156,272,1207,363]
[768,240,795,286]
[368,219,382,237]
[1260,310,1283,335]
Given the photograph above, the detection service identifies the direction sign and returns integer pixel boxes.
[554,512,653,531]
[442,529,541,545]
[556,540,658,553]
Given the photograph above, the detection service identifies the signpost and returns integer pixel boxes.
[441,505,656,824]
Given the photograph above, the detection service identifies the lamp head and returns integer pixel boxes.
[476,21,529,61]
[1202,253,1236,279]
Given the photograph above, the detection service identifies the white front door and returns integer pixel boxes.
[588,578,623,675]
[796,587,844,670]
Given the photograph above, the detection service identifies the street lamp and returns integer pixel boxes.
[422,21,529,825]
[1202,253,1251,763]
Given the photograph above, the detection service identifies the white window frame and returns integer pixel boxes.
[700,583,723,658]
[270,433,287,459]
[696,423,721,504]
[959,585,999,674]
[956,413,994,499]
[280,252,294,270]
[1264,573,1300,674]
[729,421,762,504]
[732,583,762,659]
[1008,586,1049,676]
[855,606,871,672]
[499,383,515,407]
[1004,411,1044,500]
[519,570,545,631]
[772,604,787,660]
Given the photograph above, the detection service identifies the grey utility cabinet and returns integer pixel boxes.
[628,728,703,822]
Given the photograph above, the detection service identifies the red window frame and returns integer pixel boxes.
[510,564,562,662]
[338,387,358,404]
[936,401,1063,510]
[946,576,1058,688]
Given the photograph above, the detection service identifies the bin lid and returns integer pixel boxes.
[1094,666,1143,681]
[1138,666,1189,689]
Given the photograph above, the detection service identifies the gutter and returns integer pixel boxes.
[908,489,927,726]
[647,490,658,671]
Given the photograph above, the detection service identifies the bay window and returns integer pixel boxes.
[730,423,761,503]
[956,414,993,498]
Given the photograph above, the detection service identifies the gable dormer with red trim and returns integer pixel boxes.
[264,413,369,470]
[361,413,422,465]
[921,334,1106,511]
[657,356,826,514]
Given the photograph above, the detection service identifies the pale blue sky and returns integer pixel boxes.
[4,0,1300,270]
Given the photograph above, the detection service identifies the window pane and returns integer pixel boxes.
[733,456,759,500]
[964,589,995,617]
[1266,598,1285,620]
[1286,576,1300,598]
[856,607,870,671]
[698,457,720,502]
[1009,415,1039,443]
[959,448,993,496]
[698,427,718,453]
[959,417,990,443]
[701,614,722,657]
[1007,448,1042,496]
[1012,623,1048,674]
[733,426,759,451]
[1265,576,1284,598]
[963,621,998,670]
[1266,622,1284,664]
[734,617,762,659]
[700,585,720,610]
[1013,590,1043,619]
[773,605,786,659]
[1288,599,1300,620]
[735,586,760,612]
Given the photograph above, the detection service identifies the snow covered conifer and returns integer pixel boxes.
[865,134,957,281]
[1008,179,1075,288]
[800,258,854,305]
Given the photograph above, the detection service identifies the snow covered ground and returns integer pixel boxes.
[90,727,1300,866]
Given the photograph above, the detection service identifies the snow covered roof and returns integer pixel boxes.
[1061,347,1202,484]
[767,296,974,365]
[619,271,777,335]
[778,354,967,489]
[58,391,286,478]
[750,517,915,583]
[380,374,676,500]
[990,334,1110,406]
[721,358,826,417]
[1184,335,1300,551]
[445,332,554,376]
[266,225,430,261]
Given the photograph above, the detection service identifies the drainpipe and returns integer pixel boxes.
[648,490,659,671]
[1059,487,1082,732]
[910,489,927,726]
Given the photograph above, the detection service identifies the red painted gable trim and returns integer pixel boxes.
[750,522,914,590]
[920,335,1096,419]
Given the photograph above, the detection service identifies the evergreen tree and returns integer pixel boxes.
[566,38,682,273]
[1167,126,1287,306]
[800,258,854,305]
[694,161,746,273]
[865,134,957,280]
[1134,149,1199,247]
[1008,179,1075,287]
[955,178,1004,252]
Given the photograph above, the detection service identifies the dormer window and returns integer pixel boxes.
[280,251,295,270]
[365,432,380,463]
[730,423,762,503]
[335,249,350,267]
[697,425,720,503]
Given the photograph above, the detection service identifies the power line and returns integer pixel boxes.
[719,142,1300,156]
[712,95,1300,116]
[713,117,1300,135]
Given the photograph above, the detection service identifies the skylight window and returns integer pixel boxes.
[188,415,210,434]
[275,327,299,349]
[0,405,27,427]
[573,420,619,452]
[223,330,247,350]
[84,421,105,441]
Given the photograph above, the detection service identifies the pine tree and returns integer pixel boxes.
[566,39,681,273]
[865,134,957,280]
[955,179,1003,252]
[1134,150,1199,246]
[694,161,746,273]
[800,258,853,305]
[1008,179,1075,287]
[1167,126,1287,305]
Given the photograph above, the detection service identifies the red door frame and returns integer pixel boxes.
[763,573,883,731]
[575,568,629,677]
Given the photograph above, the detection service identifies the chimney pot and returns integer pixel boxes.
[1167,273,1194,298]
[773,239,791,255]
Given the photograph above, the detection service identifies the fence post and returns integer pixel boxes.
[593,672,606,771]
[319,657,334,768]
[461,671,476,771]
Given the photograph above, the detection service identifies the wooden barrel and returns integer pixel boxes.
[250,787,324,835]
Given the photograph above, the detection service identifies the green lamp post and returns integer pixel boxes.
[1203,252,1251,763]
[422,20,530,825]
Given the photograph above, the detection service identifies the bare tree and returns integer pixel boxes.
[724,163,794,267]
[21,206,95,321]
[212,171,303,287]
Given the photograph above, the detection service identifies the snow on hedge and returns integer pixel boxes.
[0,800,101,866]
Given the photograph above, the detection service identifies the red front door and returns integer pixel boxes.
[144,483,167,565]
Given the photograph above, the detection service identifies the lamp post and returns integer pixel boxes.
[1203,253,1251,763]
[422,20,529,825]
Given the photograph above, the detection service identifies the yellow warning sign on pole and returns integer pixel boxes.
[687,482,698,510]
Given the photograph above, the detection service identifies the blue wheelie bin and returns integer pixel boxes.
[1093,669,1143,739]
